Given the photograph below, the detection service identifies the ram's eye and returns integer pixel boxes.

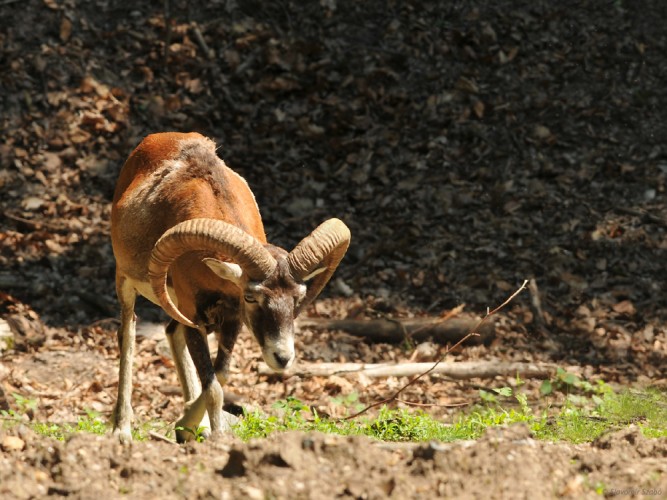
[244,294,257,303]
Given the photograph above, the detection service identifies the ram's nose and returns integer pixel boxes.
[263,347,295,372]
[273,351,294,369]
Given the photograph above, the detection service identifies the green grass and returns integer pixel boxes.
[1,395,163,442]
[233,382,667,444]
[234,397,472,442]
[3,407,114,441]
[2,374,666,444]
[533,389,667,442]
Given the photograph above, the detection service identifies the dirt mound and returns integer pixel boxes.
[1,425,665,499]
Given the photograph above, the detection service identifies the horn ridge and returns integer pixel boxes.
[287,218,351,315]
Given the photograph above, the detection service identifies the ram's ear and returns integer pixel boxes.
[203,258,243,285]
[302,266,327,282]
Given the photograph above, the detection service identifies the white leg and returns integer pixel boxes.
[112,276,136,444]
[166,321,210,440]
[166,320,202,401]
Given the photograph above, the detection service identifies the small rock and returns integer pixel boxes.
[1,435,26,452]
[241,485,264,500]
[533,124,552,140]
[560,474,585,496]
[21,196,44,211]
[333,278,354,297]
[34,470,49,482]
[285,197,314,216]
[0,319,14,353]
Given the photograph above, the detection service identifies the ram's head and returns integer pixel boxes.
[148,218,351,370]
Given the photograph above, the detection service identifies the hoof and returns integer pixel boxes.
[112,427,133,445]
[208,429,228,443]
[221,410,240,431]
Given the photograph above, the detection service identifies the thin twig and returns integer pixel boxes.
[85,317,120,329]
[163,0,171,67]
[0,416,25,423]
[148,430,178,444]
[4,211,55,231]
[484,280,529,319]
[395,398,469,408]
[340,280,528,421]
[190,22,214,60]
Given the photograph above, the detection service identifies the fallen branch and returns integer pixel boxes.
[259,360,557,379]
[299,315,494,345]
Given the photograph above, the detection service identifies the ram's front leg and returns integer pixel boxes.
[166,320,211,440]
[174,326,226,443]
[112,275,137,444]
[213,319,241,386]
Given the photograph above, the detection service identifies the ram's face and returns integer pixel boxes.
[240,276,307,371]
[205,250,307,372]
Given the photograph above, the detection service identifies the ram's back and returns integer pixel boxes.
[111,132,266,286]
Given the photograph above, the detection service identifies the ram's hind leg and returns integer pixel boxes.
[112,275,137,444]
[166,320,210,440]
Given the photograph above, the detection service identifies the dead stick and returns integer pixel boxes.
[148,430,177,444]
[259,361,556,379]
[299,315,493,345]
[191,22,213,59]
[163,0,171,66]
[4,211,60,231]
[528,278,547,333]
[395,398,469,408]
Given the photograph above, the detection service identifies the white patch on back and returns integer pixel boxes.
[136,158,186,206]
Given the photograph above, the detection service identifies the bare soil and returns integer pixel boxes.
[2,423,667,499]
[1,0,667,498]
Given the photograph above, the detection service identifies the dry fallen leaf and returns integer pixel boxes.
[612,300,636,316]
[60,17,72,42]
[473,99,485,118]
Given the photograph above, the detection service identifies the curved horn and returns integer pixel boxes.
[149,218,276,327]
[287,218,351,315]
